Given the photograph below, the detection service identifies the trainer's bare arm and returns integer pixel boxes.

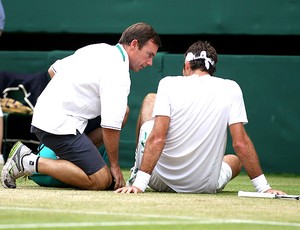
[229,123,285,195]
[102,127,125,190]
[115,115,170,193]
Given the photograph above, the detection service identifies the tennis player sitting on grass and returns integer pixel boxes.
[116,40,286,195]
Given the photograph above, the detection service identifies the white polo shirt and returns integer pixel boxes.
[32,43,130,135]
[152,75,248,193]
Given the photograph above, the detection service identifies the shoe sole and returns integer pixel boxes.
[0,141,23,189]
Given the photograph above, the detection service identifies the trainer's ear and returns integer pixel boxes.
[130,39,139,49]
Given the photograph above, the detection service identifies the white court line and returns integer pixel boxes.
[0,206,299,229]
[0,220,300,229]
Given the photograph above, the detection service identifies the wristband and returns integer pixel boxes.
[132,170,151,192]
[251,174,271,193]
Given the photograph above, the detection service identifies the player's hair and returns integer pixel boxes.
[184,41,217,75]
[119,22,162,49]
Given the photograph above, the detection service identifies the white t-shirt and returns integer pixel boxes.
[152,74,248,193]
[32,43,130,135]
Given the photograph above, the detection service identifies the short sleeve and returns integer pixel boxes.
[228,81,248,125]
[153,77,171,117]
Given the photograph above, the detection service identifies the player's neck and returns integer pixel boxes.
[191,69,209,77]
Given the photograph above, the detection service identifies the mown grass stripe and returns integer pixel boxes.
[0,206,197,220]
[0,206,299,228]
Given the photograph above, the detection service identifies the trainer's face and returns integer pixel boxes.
[129,40,158,72]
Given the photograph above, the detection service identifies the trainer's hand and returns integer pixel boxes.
[110,165,125,190]
[115,185,143,194]
[264,189,286,195]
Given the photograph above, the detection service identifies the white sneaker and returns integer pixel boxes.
[1,141,32,189]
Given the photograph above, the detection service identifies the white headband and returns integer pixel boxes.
[185,51,215,70]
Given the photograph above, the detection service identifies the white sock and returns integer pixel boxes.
[22,153,39,175]
[135,120,154,167]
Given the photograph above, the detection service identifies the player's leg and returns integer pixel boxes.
[223,154,242,179]
[216,154,242,192]
[127,93,156,185]
[135,93,156,144]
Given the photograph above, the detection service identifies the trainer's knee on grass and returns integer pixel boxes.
[88,165,112,190]
[223,154,242,179]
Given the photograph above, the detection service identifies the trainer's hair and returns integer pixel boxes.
[184,41,217,75]
[119,22,162,49]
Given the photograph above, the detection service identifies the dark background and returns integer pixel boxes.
[1,33,300,56]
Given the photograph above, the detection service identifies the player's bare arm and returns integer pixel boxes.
[229,123,285,195]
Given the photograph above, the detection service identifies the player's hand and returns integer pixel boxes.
[114,185,143,194]
[264,189,286,195]
[110,165,125,190]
